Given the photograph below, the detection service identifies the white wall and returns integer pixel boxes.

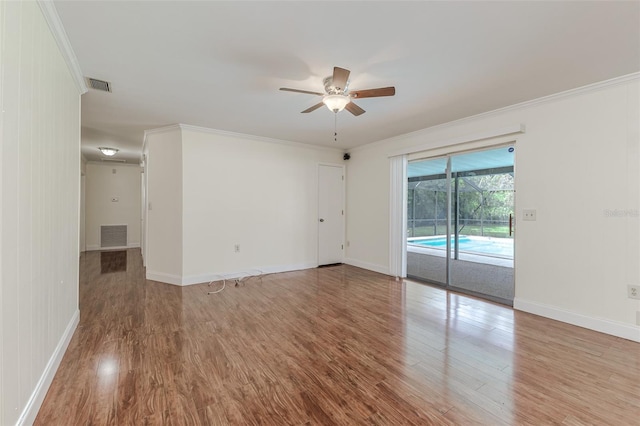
[85,163,142,250]
[144,127,183,282]
[0,1,83,424]
[143,125,344,285]
[181,127,343,283]
[346,76,640,341]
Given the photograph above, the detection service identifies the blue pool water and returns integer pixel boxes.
[409,236,513,258]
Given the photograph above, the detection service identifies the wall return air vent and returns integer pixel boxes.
[87,77,111,92]
[101,225,127,248]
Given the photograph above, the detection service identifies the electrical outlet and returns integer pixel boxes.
[637,311,640,326]
[628,285,640,300]
[234,244,240,253]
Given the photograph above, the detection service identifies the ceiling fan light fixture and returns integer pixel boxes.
[98,147,119,156]
[323,94,350,113]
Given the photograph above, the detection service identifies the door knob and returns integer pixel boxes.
[319,218,325,222]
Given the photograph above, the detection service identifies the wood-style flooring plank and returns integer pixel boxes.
[34,249,640,425]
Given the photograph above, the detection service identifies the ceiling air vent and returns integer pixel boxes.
[87,77,111,92]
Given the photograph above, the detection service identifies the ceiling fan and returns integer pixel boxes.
[280,66,395,116]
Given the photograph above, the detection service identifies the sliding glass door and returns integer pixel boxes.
[406,146,515,304]
[407,156,450,285]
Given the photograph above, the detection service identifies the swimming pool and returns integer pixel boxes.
[408,236,513,258]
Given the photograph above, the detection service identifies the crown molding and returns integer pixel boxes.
[468,71,640,122]
[355,72,640,153]
[37,1,87,94]
[178,124,343,153]
[143,123,342,154]
[142,124,182,153]
[143,124,182,140]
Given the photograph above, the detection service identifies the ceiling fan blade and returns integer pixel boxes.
[280,88,324,96]
[350,86,396,99]
[301,102,324,113]
[345,102,365,116]
[332,67,350,91]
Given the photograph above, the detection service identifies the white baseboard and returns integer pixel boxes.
[147,262,318,286]
[18,309,80,425]
[146,270,183,285]
[514,298,640,343]
[344,258,390,276]
[86,243,140,251]
[149,259,393,287]
[181,262,318,286]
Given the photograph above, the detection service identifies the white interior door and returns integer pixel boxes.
[318,164,344,265]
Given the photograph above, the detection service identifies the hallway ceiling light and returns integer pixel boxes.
[98,147,119,156]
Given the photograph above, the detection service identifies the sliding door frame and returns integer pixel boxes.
[389,124,524,283]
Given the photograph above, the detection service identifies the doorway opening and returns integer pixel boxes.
[406,145,515,305]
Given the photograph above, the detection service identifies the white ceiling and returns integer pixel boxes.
[53,1,640,164]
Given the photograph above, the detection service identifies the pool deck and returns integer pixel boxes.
[407,236,514,268]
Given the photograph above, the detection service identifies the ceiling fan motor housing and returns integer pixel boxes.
[323,76,349,95]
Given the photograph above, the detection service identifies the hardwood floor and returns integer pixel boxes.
[100,250,127,273]
[35,249,640,425]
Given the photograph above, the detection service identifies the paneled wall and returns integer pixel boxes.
[0,1,82,424]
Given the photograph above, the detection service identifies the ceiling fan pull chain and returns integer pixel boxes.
[334,112,338,143]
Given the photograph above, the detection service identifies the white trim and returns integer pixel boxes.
[317,162,346,168]
[514,298,640,343]
[142,124,182,154]
[85,243,140,251]
[37,1,87,94]
[17,309,80,425]
[389,155,407,277]
[143,123,342,154]
[181,262,318,286]
[344,258,390,276]
[146,271,183,285]
[353,72,639,153]
[147,262,318,286]
[143,124,182,139]
[388,124,525,158]
[471,72,639,121]
[180,124,342,153]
